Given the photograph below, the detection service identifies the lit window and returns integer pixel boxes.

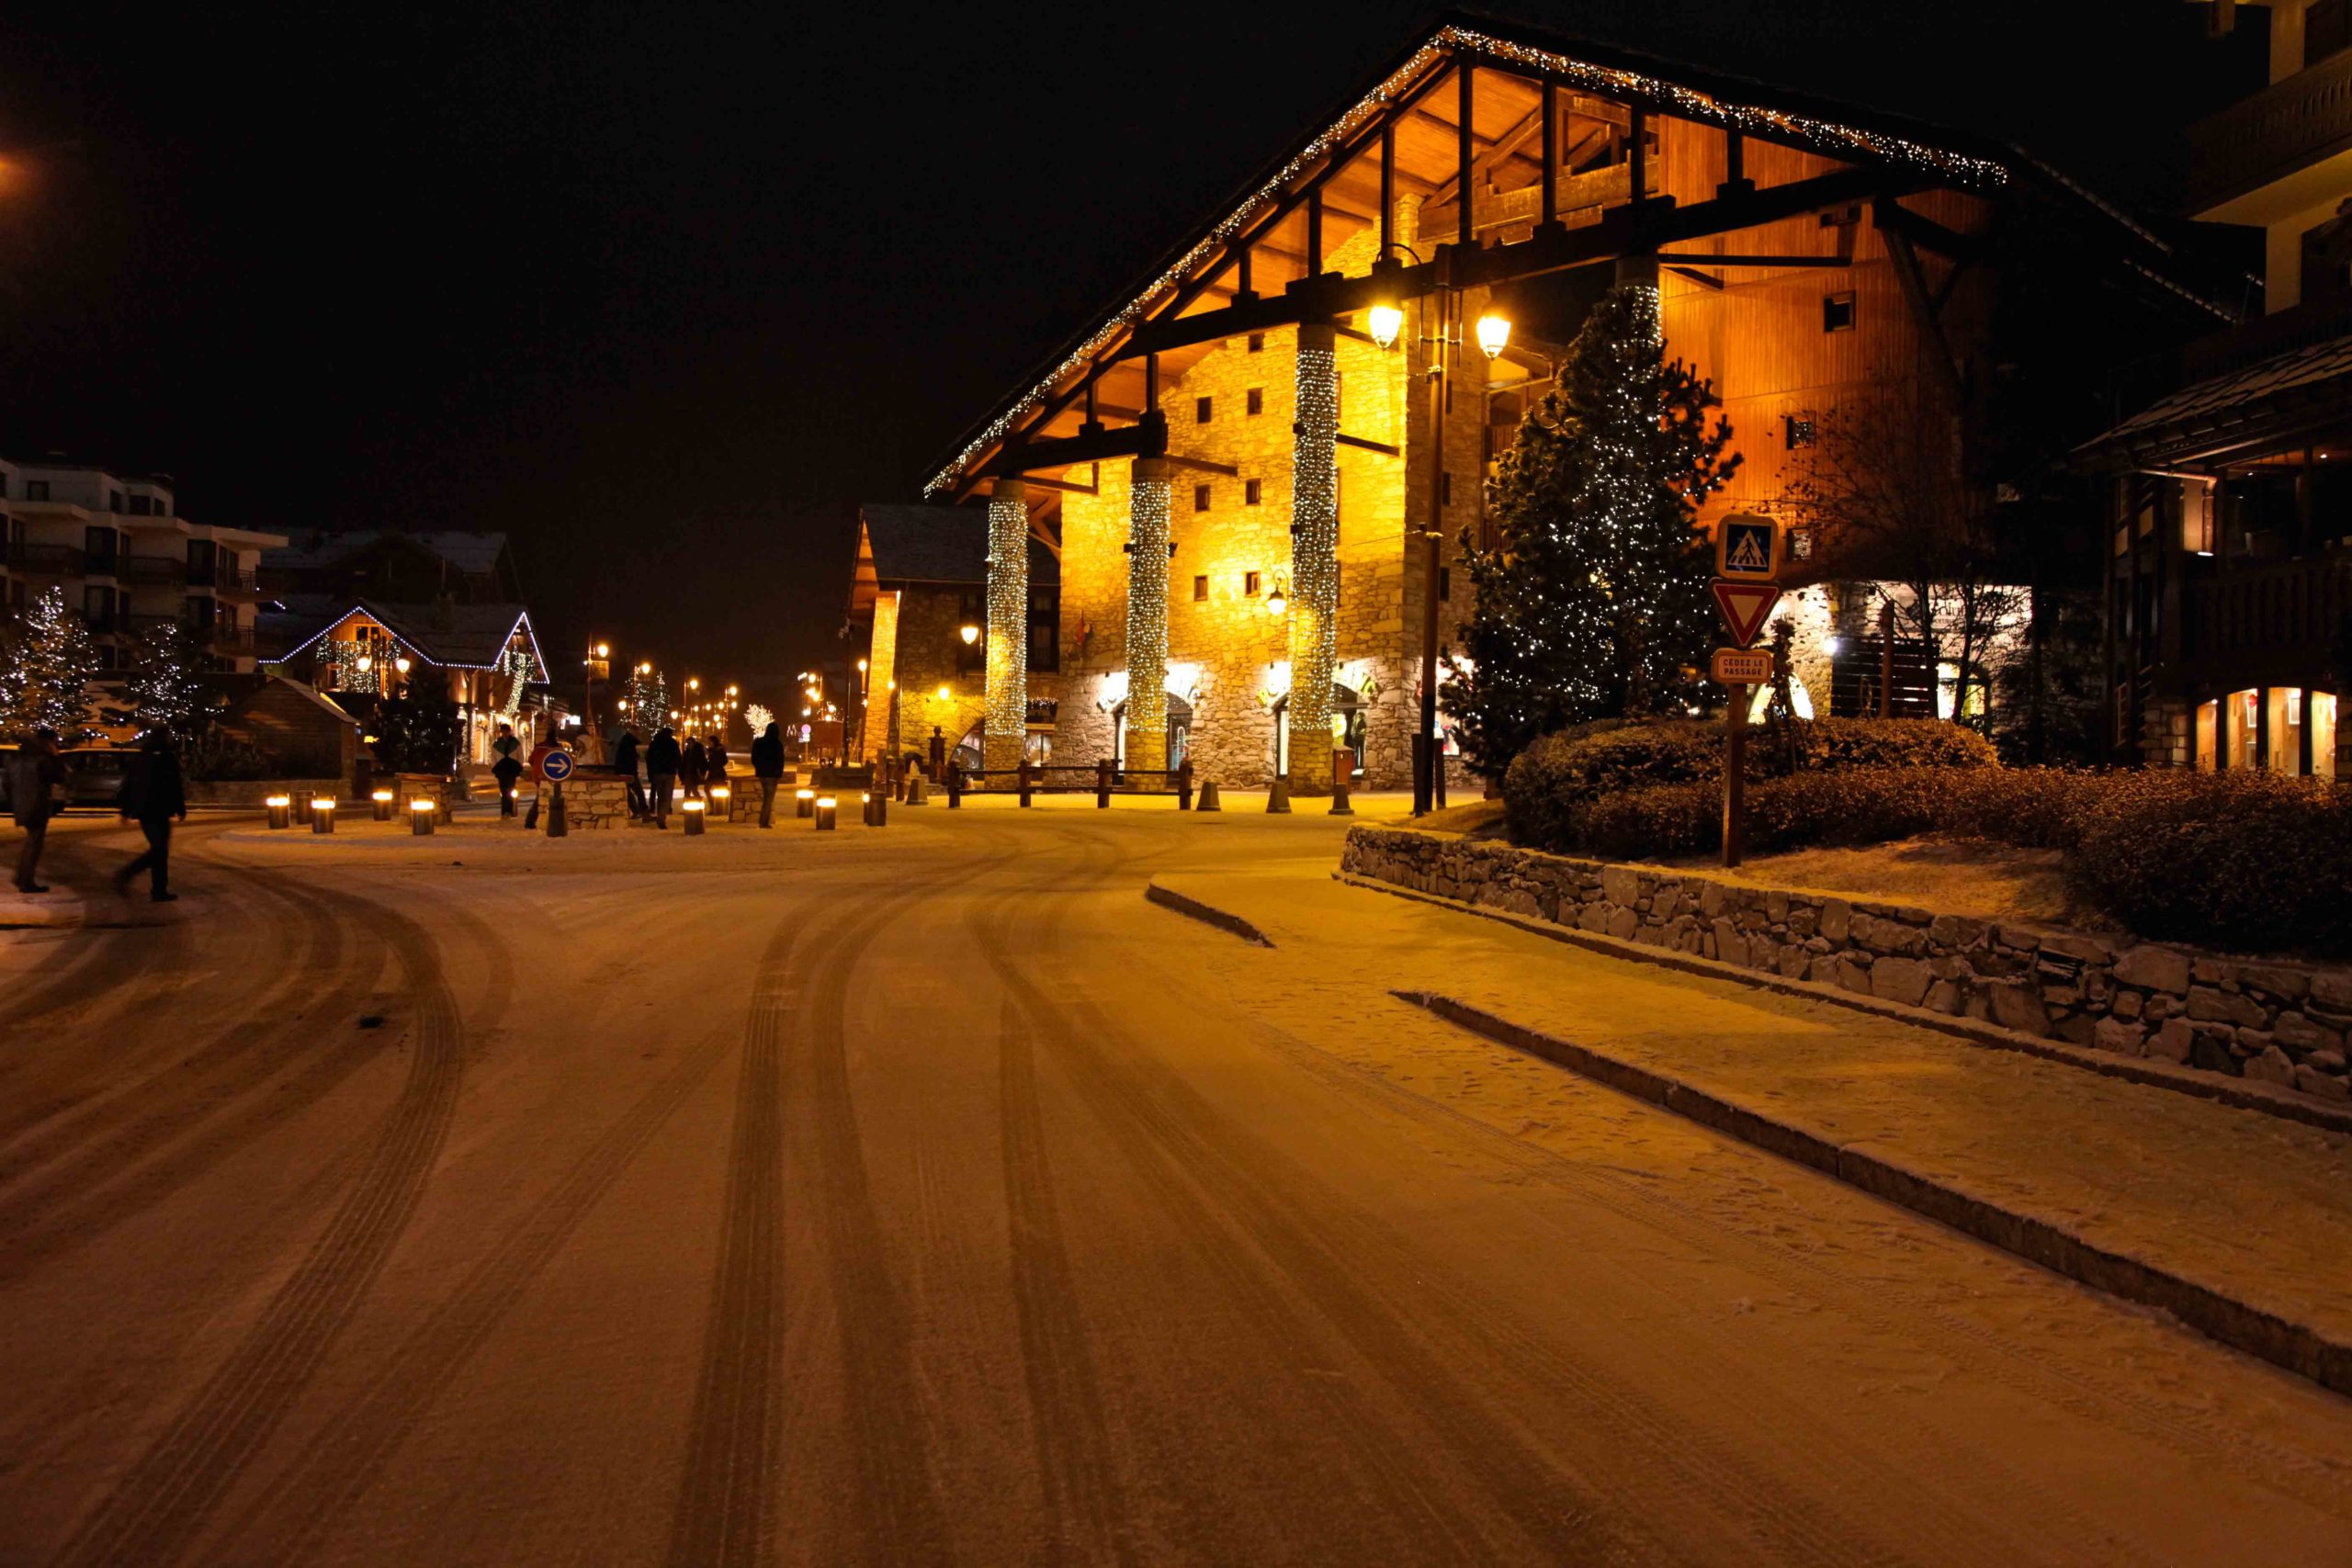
[2314,692,2339,780]
[2181,479,2215,554]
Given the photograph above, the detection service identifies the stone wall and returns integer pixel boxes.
[1340,825,2352,1107]
[187,777,345,807]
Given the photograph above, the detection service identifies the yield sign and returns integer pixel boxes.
[1711,580,1781,649]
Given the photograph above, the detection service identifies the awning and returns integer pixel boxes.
[2075,330,2352,471]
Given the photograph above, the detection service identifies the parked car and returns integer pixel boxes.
[0,745,139,814]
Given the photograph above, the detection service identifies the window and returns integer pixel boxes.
[1245,479,1261,505]
[2311,0,2350,68]
[1440,472,1453,507]
[1193,575,1209,602]
[129,495,152,515]
[1782,415,1815,448]
[1027,585,1059,673]
[1246,388,1263,416]
[1247,333,1264,354]
[26,480,48,501]
[2181,479,2215,554]
[1195,396,1213,424]
[1244,570,1261,596]
[83,586,113,630]
[1439,566,1452,601]
[1193,484,1211,512]
[1823,292,1856,333]
[0,474,7,497]
[108,491,126,513]
[85,526,119,567]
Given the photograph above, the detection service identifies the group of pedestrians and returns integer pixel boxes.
[7,726,187,901]
[604,719,788,829]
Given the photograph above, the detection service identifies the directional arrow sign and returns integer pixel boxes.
[1711,581,1781,649]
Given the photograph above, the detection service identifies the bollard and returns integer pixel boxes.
[371,788,395,821]
[708,784,730,824]
[1197,780,1222,812]
[292,793,315,827]
[946,762,963,809]
[1329,749,1354,816]
[683,797,707,835]
[311,797,336,834]
[892,759,907,803]
[410,798,435,836]
[796,785,815,818]
[1096,758,1113,808]
[1177,760,1193,811]
[548,783,568,837]
[266,794,291,830]
[1018,761,1035,808]
[905,774,927,806]
[1266,775,1291,814]
[864,788,888,827]
[814,794,838,831]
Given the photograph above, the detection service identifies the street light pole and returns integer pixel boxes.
[1416,276,1451,818]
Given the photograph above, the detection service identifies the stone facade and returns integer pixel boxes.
[1341,825,2352,1108]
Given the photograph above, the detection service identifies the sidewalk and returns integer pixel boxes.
[1151,857,2352,1394]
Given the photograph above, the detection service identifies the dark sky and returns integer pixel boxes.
[0,2,2244,696]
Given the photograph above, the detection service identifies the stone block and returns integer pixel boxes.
[1925,979,1962,1014]
[2189,1028,2241,1077]
[2297,1065,2351,1100]
[2111,990,2143,1021]
[2192,957,2230,986]
[2094,1017,2145,1055]
[2238,963,2310,1003]
[1989,981,2052,1037]
[1803,936,1833,954]
[1605,907,1639,942]
[1837,957,1875,995]
[1712,918,1746,968]
[2311,971,2352,1010]
[1577,904,1611,934]
[1698,882,1726,919]
[2186,987,2268,1029]
[1600,865,1641,908]
[2148,1018,2195,1063]
[2039,931,2115,965]
[1870,955,1932,1008]
[1779,947,1810,979]
[2055,1013,2098,1046]
[1787,907,1818,940]
[1928,914,1989,952]
[2244,1045,2298,1088]
[1766,890,1790,923]
[1996,924,2044,953]
[1819,898,1850,943]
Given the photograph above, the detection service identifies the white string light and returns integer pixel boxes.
[984,489,1030,771]
[923,25,2011,498]
[1287,329,1340,781]
[1124,461,1171,771]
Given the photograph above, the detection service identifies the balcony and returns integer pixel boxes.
[204,623,257,656]
[2187,550,2352,686]
[118,555,188,587]
[210,567,265,596]
[6,542,85,576]
[2188,47,2352,214]
[2184,292,2352,380]
[122,613,187,645]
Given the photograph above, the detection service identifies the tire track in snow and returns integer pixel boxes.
[51,893,481,1568]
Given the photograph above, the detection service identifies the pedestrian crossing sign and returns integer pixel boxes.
[1714,514,1781,581]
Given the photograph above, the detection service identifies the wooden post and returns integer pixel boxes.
[1456,62,1475,250]
[1177,756,1194,810]
[1306,189,1323,277]
[1380,123,1396,258]
[1018,759,1035,807]
[1539,80,1558,230]
[1096,757,1113,808]
[1879,600,1895,719]
[1723,690,1748,869]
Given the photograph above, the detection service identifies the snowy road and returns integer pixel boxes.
[4,801,2350,1564]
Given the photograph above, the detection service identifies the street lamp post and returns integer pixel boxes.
[583,641,610,746]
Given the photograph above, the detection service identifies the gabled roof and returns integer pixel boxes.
[2075,331,2352,470]
[923,9,2227,500]
[266,527,511,578]
[858,504,1059,587]
[262,594,547,672]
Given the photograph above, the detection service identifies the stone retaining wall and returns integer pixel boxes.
[1341,825,2352,1107]
[186,778,343,807]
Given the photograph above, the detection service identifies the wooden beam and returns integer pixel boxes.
[1653,252,1856,267]
[1666,265,1724,290]
[1457,62,1476,250]
[1433,103,1545,207]
[1540,80,1558,229]
[983,413,1166,479]
[1877,206,1965,405]
[1336,432,1400,456]
[1164,453,1238,477]
[1016,471,1100,495]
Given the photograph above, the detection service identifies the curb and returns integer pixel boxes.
[1396,989,2352,1399]
[1143,881,1275,947]
[1336,870,2352,1137]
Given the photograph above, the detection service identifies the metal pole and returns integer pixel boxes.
[1723,690,1747,869]
[1416,284,1449,817]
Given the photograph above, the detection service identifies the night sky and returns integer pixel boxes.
[0,3,2240,701]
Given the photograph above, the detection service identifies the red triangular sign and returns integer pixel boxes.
[1711,581,1781,649]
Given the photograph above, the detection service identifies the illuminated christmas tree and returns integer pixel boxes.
[0,588,100,741]
[127,621,219,739]
[623,665,668,734]
[1449,284,1738,777]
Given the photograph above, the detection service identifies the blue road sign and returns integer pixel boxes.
[539,749,575,784]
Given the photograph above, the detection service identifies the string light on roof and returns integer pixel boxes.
[924,25,2013,497]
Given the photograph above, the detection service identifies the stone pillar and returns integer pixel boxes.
[1124,457,1171,775]
[984,479,1030,776]
[861,589,900,763]
[1287,322,1340,795]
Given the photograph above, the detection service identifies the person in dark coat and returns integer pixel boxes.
[9,728,67,894]
[113,728,187,902]
[680,734,707,802]
[751,721,786,828]
[611,728,646,819]
[646,725,681,828]
[705,733,730,792]
[490,722,524,816]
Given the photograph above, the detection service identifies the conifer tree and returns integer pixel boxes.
[1448,284,1739,777]
[127,621,220,739]
[0,588,99,741]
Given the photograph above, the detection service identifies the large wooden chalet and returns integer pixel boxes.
[899,14,2226,793]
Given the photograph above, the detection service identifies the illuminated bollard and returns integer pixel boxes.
[266,794,291,830]
[814,795,837,831]
[683,797,707,836]
[796,786,815,819]
[311,797,336,834]
[371,788,395,821]
[1265,775,1291,814]
[410,798,435,836]
[862,789,887,827]
[708,784,730,825]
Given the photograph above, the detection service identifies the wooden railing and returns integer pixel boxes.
[2184,293,2352,381]
[2187,552,2352,669]
[2189,47,2352,211]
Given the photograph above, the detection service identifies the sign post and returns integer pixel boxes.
[539,747,574,838]
[1710,515,1784,870]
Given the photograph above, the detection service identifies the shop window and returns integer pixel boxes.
[1824,292,1856,333]
[1247,388,1263,416]
[1245,479,1261,505]
[1195,397,1213,424]
[1782,414,1815,448]
[2225,688,2257,770]
[2269,688,2305,773]
[1193,575,1208,602]
[1193,484,1211,512]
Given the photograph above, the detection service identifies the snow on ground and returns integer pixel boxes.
[2,803,2349,1564]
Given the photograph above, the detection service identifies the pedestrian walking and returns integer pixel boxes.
[611,727,647,819]
[523,727,567,829]
[681,733,708,803]
[490,722,524,817]
[647,725,681,828]
[752,720,785,828]
[112,728,187,903]
[8,728,67,894]
[706,733,730,794]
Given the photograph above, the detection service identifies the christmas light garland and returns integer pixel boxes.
[1123,461,1171,769]
[983,489,1030,770]
[1287,330,1340,775]
[924,25,2012,498]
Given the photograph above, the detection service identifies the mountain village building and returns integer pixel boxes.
[884,16,2224,793]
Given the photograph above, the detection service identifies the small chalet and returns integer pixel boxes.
[260,595,551,765]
